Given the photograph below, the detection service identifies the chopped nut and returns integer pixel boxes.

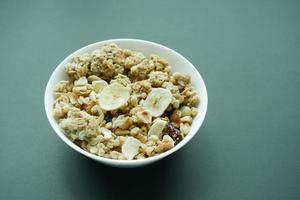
[88,75,102,82]
[99,127,112,139]
[129,94,138,107]
[180,106,191,117]
[136,110,152,124]
[110,151,121,159]
[89,91,97,102]
[74,77,88,86]
[155,135,174,153]
[180,123,191,136]
[105,122,113,129]
[148,135,159,142]
[145,146,155,156]
[113,115,133,130]
[135,133,147,143]
[89,135,105,146]
[114,129,130,136]
[130,127,141,136]
[72,86,90,96]
[122,137,141,160]
[148,119,167,137]
[180,116,193,124]
[170,110,181,127]
[97,148,105,156]
[89,146,98,154]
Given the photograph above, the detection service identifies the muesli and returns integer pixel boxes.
[53,43,199,160]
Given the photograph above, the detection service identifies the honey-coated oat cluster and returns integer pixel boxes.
[53,43,199,160]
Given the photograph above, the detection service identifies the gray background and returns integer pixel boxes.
[0,0,299,199]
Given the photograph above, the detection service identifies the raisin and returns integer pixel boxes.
[161,110,173,118]
[165,124,182,145]
[104,112,113,122]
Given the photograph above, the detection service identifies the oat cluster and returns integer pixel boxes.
[53,43,199,160]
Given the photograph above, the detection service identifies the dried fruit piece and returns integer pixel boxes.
[121,137,141,160]
[104,112,113,122]
[99,83,130,111]
[165,124,182,145]
[142,88,172,117]
[92,80,108,93]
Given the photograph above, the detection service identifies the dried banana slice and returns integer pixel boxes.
[143,88,172,117]
[99,83,130,111]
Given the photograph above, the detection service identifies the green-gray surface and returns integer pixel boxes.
[0,0,299,199]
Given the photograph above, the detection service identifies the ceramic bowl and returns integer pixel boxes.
[44,39,208,167]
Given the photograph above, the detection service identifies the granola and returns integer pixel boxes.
[53,43,199,160]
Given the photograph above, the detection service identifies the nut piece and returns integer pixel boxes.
[88,75,102,82]
[74,77,88,86]
[180,116,193,124]
[170,110,181,127]
[191,107,198,117]
[130,127,141,136]
[121,137,141,160]
[99,127,112,139]
[148,119,167,137]
[180,123,191,136]
[155,135,175,153]
[115,129,130,136]
[136,110,152,124]
[113,115,133,129]
[180,106,191,117]
[148,135,159,142]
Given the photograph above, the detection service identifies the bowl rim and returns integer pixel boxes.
[44,38,208,166]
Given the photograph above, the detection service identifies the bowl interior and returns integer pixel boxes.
[45,39,208,167]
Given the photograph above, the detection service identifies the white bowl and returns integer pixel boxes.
[44,39,208,168]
